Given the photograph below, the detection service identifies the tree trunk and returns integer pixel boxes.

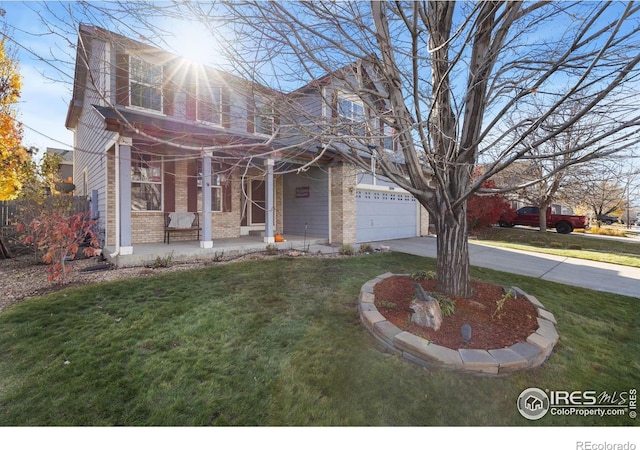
[433,201,473,298]
[538,208,548,232]
[0,236,12,259]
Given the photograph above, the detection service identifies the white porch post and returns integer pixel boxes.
[118,137,133,255]
[264,158,275,244]
[200,155,213,248]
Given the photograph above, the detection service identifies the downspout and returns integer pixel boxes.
[110,141,120,258]
[328,166,332,244]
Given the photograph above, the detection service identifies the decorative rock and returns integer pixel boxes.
[410,283,443,330]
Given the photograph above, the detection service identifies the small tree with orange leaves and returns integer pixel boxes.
[17,211,100,283]
[0,37,28,201]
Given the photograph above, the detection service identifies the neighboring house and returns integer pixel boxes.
[47,147,74,184]
[65,24,429,256]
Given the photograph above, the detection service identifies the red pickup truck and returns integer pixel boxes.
[498,206,589,234]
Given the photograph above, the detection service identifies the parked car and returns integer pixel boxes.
[596,215,619,225]
[498,206,589,234]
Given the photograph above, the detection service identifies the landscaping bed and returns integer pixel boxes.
[374,276,539,350]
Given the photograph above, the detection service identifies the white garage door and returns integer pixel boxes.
[356,189,418,242]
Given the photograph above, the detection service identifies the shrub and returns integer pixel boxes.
[587,226,627,237]
[265,244,279,255]
[339,244,355,256]
[431,292,456,317]
[378,300,398,310]
[410,270,436,281]
[466,180,515,231]
[359,243,374,253]
[147,252,173,268]
[17,210,99,283]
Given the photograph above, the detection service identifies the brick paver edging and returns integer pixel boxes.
[358,273,558,375]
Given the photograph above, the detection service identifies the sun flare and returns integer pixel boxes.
[166,19,225,67]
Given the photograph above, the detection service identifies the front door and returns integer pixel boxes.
[241,179,266,226]
[250,180,265,224]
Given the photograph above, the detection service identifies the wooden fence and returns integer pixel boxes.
[0,196,90,237]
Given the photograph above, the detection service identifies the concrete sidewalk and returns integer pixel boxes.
[373,236,640,299]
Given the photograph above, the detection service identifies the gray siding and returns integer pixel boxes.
[73,38,117,239]
[283,168,329,238]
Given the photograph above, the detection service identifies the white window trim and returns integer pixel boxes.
[253,95,275,136]
[128,55,164,114]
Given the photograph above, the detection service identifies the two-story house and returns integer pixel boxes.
[65,24,429,260]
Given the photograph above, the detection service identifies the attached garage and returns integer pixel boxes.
[356,188,419,242]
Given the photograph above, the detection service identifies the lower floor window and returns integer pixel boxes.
[205,185,223,212]
[198,160,226,212]
[132,182,161,211]
[131,151,162,211]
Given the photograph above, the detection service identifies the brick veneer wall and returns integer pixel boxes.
[330,163,357,244]
[105,150,115,247]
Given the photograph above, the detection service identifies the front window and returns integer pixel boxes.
[197,84,223,124]
[338,96,365,135]
[197,160,227,212]
[131,151,162,211]
[338,97,365,122]
[254,96,275,135]
[129,57,163,112]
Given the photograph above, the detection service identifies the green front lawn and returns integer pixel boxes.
[475,227,640,268]
[0,253,638,425]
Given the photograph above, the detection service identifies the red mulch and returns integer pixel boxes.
[373,276,539,350]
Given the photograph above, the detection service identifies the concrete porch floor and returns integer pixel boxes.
[103,235,331,267]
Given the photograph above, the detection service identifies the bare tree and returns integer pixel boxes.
[569,158,636,224]
[490,98,609,231]
[25,1,640,298]
[212,1,640,297]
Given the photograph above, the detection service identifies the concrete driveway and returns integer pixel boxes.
[375,236,640,299]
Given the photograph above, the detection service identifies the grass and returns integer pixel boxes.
[0,253,638,425]
[475,227,640,268]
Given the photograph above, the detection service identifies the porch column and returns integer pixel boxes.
[118,137,133,255]
[264,158,275,244]
[200,155,213,248]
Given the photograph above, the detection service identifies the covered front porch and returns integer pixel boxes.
[103,234,330,267]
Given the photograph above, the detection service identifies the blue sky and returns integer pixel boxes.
[2,1,223,158]
[1,1,77,156]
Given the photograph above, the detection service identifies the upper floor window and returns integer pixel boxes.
[338,98,365,121]
[129,57,163,112]
[197,85,223,125]
[131,151,162,211]
[383,123,395,151]
[337,96,365,135]
[254,96,275,135]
